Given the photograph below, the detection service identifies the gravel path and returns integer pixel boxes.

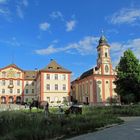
[67,117,140,140]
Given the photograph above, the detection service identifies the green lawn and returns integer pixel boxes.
[1,105,140,140]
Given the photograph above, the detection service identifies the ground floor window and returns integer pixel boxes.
[46,97,50,102]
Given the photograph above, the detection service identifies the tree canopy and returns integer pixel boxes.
[114,49,140,103]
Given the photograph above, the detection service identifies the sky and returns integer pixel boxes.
[0,0,140,80]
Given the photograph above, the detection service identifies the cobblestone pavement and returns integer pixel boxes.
[68,117,140,140]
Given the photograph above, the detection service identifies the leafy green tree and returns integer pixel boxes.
[114,49,140,103]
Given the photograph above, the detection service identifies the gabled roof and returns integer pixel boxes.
[24,71,38,80]
[80,68,93,80]
[0,64,23,71]
[40,59,71,73]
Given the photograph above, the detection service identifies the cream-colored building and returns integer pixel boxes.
[0,60,71,104]
[36,60,71,104]
[71,35,118,105]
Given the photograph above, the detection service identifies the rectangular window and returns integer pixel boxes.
[10,89,13,94]
[63,84,66,90]
[62,74,66,80]
[82,84,85,94]
[47,97,50,102]
[26,89,28,94]
[2,89,5,94]
[32,89,34,93]
[2,80,5,86]
[17,89,20,94]
[46,74,50,80]
[46,84,50,90]
[55,84,58,90]
[86,83,88,93]
[17,80,20,86]
[105,52,108,57]
[55,74,58,80]
[32,82,34,86]
[9,80,13,85]
[26,81,29,86]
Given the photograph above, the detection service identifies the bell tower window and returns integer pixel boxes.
[105,52,108,57]
[98,53,100,58]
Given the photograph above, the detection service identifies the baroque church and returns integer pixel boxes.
[71,35,117,105]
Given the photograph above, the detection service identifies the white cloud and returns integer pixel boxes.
[0,37,21,47]
[16,0,28,19]
[108,8,140,25]
[66,20,76,31]
[35,36,99,55]
[0,0,11,20]
[0,0,7,4]
[0,7,8,15]
[16,5,24,19]
[50,11,64,21]
[22,0,28,7]
[35,45,58,55]
[66,36,98,55]
[49,11,77,32]
[39,22,50,31]
[0,0,28,20]
[0,7,11,20]
[106,29,119,34]
[110,38,140,67]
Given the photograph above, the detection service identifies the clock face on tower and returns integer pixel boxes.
[105,65,109,73]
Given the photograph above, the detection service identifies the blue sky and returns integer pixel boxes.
[0,0,140,80]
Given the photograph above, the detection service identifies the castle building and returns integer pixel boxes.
[0,60,71,104]
[71,35,117,104]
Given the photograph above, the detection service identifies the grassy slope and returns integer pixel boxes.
[1,105,140,140]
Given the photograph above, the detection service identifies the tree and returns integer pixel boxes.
[114,49,140,104]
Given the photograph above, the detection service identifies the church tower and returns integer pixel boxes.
[96,35,113,75]
[71,34,117,105]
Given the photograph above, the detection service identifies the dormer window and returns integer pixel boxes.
[48,67,53,69]
[57,67,61,69]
